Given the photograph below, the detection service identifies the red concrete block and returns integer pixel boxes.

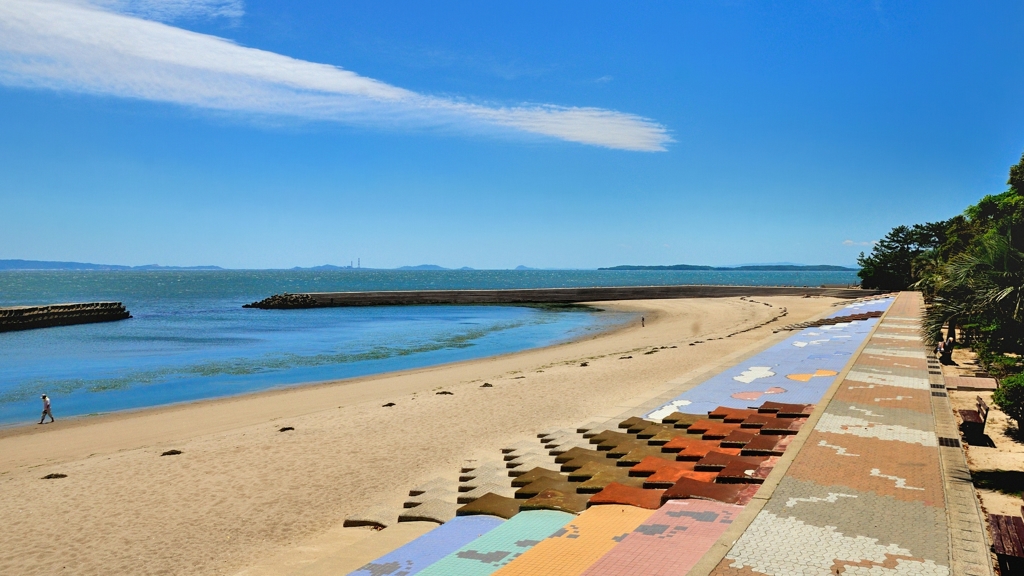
[715,460,765,483]
[629,455,685,477]
[588,482,665,510]
[687,419,741,436]
[758,401,814,417]
[740,434,792,456]
[661,477,749,505]
[708,407,759,423]
[740,414,773,428]
[720,429,759,448]
[645,465,719,488]
[694,451,768,472]
[759,417,806,435]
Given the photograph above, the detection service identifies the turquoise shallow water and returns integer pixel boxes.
[0,269,858,426]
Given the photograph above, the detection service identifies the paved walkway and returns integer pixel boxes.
[348,293,992,576]
[708,291,990,576]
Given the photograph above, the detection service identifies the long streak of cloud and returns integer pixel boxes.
[0,0,671,151]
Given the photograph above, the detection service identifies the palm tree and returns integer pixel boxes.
[918,232,1024,352]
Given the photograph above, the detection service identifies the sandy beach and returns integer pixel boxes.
[0,295,843,576]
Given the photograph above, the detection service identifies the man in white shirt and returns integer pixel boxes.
[39,394,54,424]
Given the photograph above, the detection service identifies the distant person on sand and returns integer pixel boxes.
[39,394,54,424]
[641,317,645,327]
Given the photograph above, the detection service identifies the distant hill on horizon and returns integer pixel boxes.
[2,259,858,273]
[599,264,858,271]
[0,259,223,271]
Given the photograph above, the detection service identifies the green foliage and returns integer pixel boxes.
[993,373,1024,428]
[866,151,1024,361]
[857,223,949,290]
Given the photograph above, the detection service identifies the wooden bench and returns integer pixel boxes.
[958,396,990,437]
[989,508,1024,575]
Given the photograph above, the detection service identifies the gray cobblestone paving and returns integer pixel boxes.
[762,477,948,562]
[827,401,936,431]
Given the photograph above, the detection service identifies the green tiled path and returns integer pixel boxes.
[417,510,573,576]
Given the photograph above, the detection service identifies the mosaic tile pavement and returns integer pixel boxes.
[710,292,953,576]
[493,505,656,576]
[581,499,744,576]
[349,515,504,576]
[347,295,915,576]
[416,510,574,576]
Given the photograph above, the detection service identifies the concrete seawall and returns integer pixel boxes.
[244,285,882,309]
[0,302,131,332]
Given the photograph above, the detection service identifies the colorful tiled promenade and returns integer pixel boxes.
[349,293,988,576]
[709,292,955,575]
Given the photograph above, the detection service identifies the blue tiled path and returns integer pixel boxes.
[646,298,893,418]
[349,515,504,576]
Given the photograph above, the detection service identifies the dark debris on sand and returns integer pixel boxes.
[161,450,183,456]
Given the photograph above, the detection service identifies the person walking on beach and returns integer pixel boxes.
[641,317,645,328]
[39,394,54,424]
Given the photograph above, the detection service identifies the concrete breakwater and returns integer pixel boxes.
[0,302,131,332]
[243,285,881,309]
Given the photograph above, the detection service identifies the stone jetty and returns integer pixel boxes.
[243,285,881,309]
[0,302,132,332]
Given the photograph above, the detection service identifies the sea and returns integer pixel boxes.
[0,269,859,426]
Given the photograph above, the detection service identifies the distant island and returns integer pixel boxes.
[0,259,223,271]
[2,259,857,272]
[599,264,857,271]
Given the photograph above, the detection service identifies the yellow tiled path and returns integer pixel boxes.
[493,505,655,576]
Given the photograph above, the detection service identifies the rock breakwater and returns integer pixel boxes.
[0,302,131,332]
[242,293,320,309]
[242,285,881,309]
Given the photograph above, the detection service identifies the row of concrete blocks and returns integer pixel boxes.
[342,420,620,529]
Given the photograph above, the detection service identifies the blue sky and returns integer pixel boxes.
[2,1,1023,269]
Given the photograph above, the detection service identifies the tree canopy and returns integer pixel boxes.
[858,152,1024,374]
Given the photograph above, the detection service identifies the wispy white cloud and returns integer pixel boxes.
[843,240,876,246]
[88,0,243,22]
[0,0,670,151]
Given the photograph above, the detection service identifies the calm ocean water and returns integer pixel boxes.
[0,269,858,426]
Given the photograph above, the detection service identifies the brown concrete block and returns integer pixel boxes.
[510,467,565,487]
[567,460,619,481]
[515,476,577,499]
[520,488,590,514]
[662,412,705,428]
[554,446,606,464]
[576,467,647,493]
[456,492,522,519]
